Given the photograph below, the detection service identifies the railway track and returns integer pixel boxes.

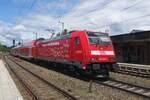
[6,55,150,99]
[94,79,150,99]
[4,56,78,100]
[3,56,38,100]
[114,63,150,78]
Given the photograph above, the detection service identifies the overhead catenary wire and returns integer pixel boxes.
[15,0,150,33]
[16,0,38,25]
[122,0,143,11]
[12,0,38,44]
[28,0,37,10]
[99,12,150,28]
[88,0,145,30]
[18,0,28,16]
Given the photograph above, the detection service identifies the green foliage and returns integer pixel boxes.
[0,43,10,53]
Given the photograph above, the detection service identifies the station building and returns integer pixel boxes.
[111,30,150,65]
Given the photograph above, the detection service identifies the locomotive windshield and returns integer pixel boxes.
[87,32,111,45]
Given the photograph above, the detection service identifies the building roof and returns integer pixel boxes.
[111,30,150,43]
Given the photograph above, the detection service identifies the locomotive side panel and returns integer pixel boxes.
[69,31,90,69]
[36,38,72,63]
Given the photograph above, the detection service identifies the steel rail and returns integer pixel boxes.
[8,56,78,100]
[8,55,150,99]
[3,56,39,100]
[94,79,150,99]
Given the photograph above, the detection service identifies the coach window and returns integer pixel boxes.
[75,37,80,45]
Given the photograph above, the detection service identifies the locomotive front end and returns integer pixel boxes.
[85,32,117,77]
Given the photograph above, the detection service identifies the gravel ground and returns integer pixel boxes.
[10,57,145,100]
[6,58,69,100]
[110,72,150,88]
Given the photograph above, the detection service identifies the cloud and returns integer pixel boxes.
[0,21,23,46]
[12,24,26,31]
[60,0,150,34]
[1,0,150,46]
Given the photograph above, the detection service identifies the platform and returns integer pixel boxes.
[118,63,150,69]
[0,60,23,100]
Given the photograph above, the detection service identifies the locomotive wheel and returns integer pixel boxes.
[73,66,81,76]
[75,67,87,76]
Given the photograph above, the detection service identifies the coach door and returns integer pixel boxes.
[72,37,84,60]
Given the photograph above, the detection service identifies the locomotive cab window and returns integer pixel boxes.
[87,32,111,45]
[75,37,80,45]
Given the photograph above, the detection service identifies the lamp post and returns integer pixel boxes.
[13,39,15,47]
[21,39,23,44]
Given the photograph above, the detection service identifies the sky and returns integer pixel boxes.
[0,0,150,46]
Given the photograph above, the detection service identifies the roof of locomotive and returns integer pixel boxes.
[42,30,108,43]
[12,30,109,47]
[69,30,108,34]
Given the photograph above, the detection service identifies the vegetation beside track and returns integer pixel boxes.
[0,43,10,53]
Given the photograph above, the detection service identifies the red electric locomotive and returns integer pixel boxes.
[11,30,116,77]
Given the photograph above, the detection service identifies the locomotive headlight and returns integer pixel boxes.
[109,57,116,61]
[99,58,107,60]
[91,57,96,61]
[83,66,86,70]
